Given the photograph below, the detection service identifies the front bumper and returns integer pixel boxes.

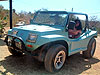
[5,35,37,56]
[5,35,25,49]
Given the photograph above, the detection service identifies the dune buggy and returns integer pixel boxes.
[5,11,97,72]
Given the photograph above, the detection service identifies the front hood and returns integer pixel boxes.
[8,24,65,42]
[13,24,61,32]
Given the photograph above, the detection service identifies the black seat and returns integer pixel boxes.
[68,21,76,39]
[68,21,76,30]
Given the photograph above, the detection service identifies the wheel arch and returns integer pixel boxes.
[38,40,69,62]
[83,36,96,58]
[89,35,97,43]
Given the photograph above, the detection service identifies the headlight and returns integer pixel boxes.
[12,30,18,35]
[27,33,37,43]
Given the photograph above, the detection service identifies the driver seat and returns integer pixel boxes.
[68,21,76,39]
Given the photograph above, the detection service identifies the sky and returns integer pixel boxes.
[0,0,100,19]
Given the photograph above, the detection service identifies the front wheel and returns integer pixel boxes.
[83,38,96,58]
[44,44,67,72]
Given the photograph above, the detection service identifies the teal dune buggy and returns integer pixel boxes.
[5,11,97,72]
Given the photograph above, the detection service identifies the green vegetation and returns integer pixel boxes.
[0,5,9,27]
[0,5,34,28]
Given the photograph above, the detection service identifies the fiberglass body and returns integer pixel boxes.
[6,11,97,56]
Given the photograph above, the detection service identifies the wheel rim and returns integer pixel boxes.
[54,50,66,70]
[91,42,95,56]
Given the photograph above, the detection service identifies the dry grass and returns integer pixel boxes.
[0,36,100,75]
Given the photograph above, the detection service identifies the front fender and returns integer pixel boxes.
[27,34,69,51]
[39,34,69,44]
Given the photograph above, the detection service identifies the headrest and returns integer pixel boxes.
[68,21,76,30]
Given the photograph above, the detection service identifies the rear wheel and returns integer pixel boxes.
[44,44,67,72]
[8,47,23,56]
[83,38,96,58]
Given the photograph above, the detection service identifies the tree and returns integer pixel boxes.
[89,16,100,34]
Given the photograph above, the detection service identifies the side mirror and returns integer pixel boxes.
[65,26,68,31]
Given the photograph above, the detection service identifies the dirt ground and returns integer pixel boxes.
[0,36,100,75]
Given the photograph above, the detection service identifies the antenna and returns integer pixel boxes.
[72,8,73,12]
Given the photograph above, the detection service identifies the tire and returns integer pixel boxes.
[8,47,23,56]
[44,44,67,72]
[83,38,96,58]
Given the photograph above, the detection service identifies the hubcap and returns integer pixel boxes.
[91,42,95,56]
[54,50,66,69]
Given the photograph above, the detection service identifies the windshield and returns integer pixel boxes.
[31,12,68,26]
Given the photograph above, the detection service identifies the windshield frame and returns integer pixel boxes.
[31,11,68,26]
